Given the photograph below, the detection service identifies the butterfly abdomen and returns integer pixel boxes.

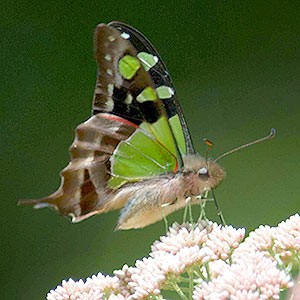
[113,171,198,229]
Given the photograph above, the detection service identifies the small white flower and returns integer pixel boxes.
[47,214,299,300]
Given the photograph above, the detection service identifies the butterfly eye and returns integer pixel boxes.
[198,167,209,179]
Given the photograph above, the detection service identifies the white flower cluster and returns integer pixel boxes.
[47,214,300,300]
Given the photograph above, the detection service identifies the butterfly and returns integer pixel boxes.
[20,22,274,230]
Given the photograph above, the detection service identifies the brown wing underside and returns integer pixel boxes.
[19,24,179,223]
[19,113,136,222]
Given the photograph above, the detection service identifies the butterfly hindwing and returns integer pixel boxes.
[20,114,137,221]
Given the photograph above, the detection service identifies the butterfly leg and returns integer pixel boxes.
[183,199,189,223]
[197,190,209,222]
[196,190,226,225]
[211,189,226,226]
[188,197,194,223]
[161,203,170,232]
[182,197,194,224]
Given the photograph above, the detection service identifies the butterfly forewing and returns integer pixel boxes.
[107,21,195,156]
[92,24,182,185]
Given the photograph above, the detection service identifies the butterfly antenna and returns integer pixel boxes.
[204,139,214,164]
[213,128,276,163]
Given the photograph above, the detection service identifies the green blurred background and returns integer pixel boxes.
[2,0,299,299]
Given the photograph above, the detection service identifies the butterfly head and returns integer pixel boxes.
[183,155,226,195]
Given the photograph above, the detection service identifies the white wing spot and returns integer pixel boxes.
[105,98,114,111]
[94,86,102,94]
[107,69,113,76]
[168,87,174,95]
[104,54,112,61]
[121,32,130,39]
[124,94,133,104]
[108,35,116,42]
[107,83,114,96]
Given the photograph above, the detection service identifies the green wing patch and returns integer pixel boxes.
[109,126,178,188]
[118,55,141,79]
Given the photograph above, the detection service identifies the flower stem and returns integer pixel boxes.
[178,276,190,282]
[292,249,300,266]
[187,269,194,300]
[204,263,210,281]
[268,248,285,270]
[192,269,204,282]
[170,281,189,300]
